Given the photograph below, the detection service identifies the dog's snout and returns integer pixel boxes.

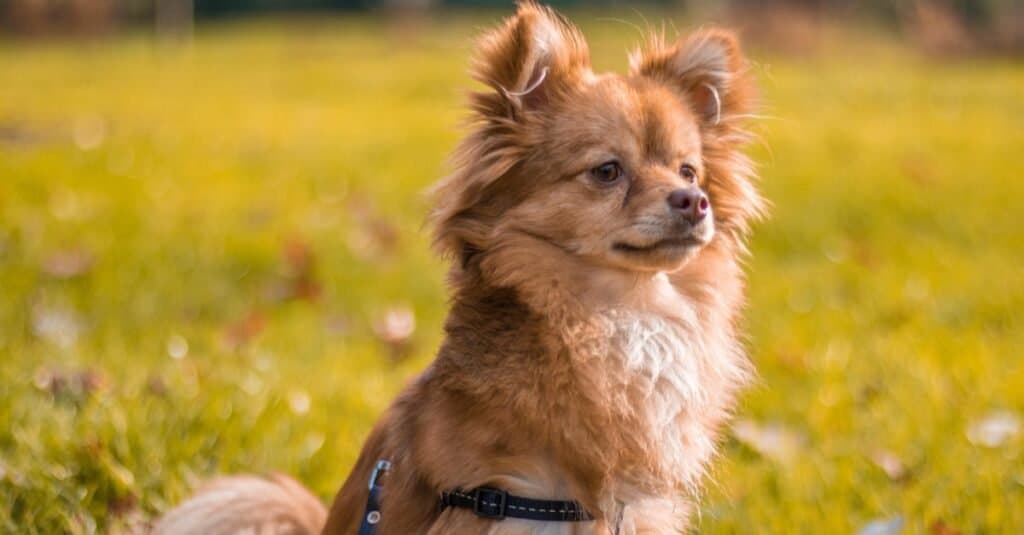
[667,188,709,224]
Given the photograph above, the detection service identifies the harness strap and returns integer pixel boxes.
[358,460,391,535]
[440,487,594,522]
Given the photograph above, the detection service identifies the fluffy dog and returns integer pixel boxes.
[155,2,763,533]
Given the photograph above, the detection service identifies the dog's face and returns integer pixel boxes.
[432,2,762,281]
[507,76,714,272]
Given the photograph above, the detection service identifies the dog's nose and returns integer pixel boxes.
[667,188,709,224]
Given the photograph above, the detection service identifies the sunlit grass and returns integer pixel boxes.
[0,13,1021,534]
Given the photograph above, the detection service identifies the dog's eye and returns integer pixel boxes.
[591,161,622,184]
[679,164,698,184]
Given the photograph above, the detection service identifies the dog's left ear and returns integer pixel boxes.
[630,29,752,130]
[631,29,764,239]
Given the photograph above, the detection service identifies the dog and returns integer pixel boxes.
[154,2,763,533]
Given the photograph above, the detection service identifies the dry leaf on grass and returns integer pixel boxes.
[857,515,904,535]
[222,310,266,351]
[72,115,107,150]
[288,390,311,415]
[166,334,188,360]
[31,303,84,348]
[324,312,354,337]
[145,375,168,397]
[41,248,94,278]
[870,449,909,482]
[928,520,963,535]
[266,238,322,302]
[966,410,1021,448]
[732,419,805,463]
[345,196,400,262]
[373,305,416,361]
[32,366,108,404]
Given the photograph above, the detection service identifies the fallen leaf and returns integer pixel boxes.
[345,196,400,261]
[31,303,84,348]
[375,306,414,340]
[41,248,94,278]
[0,122,53,147]
[266,238,321,302]
[288,390,311,415]
[166,334,189,360]
[33,366,58,392]
[851,238,879,269]
[775,348,808,373]
[75,369,106,395]
[107,493,138,518]
[145,375,168,397]
[284,237,313,273]
[33,366,107,404]
[366,218,399,252]
[855,381,882,406]
[324,313,353,337]
[222,310,266,351]
[857,515,904,535]
[928,520,963,535]
[967,410,1021,448]
[72,114,106,150]
[870,449,909,482]
[732,419,805,463]
[373,305,416,361]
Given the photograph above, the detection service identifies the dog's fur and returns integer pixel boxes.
[154,2,763,534]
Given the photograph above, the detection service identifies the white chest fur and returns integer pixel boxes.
[597,278,746,492]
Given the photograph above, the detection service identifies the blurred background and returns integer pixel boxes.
[1,1,1022,533]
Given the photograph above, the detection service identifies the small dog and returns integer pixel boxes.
[155,2,763,533]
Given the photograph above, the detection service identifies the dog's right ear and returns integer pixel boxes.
[471,1,591,119]
[430,3,590,269]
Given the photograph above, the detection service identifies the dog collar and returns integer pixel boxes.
[439,486,594,522]
[360,459,594,530]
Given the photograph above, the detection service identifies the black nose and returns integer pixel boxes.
[667,188,709,224]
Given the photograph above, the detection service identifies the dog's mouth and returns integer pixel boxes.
[612,235,707,255]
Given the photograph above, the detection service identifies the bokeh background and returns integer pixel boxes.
[1,1,1022,533]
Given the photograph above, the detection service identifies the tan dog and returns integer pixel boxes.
[155,2,763,533]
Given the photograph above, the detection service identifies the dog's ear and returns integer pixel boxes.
[472,1,590,119]
[430,3,590,268]
[630,29,752,130]
[631,29,764,240]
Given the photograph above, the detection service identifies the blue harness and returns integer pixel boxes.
[358,460,390,535]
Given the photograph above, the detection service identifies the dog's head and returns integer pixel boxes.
[432,2,763,287]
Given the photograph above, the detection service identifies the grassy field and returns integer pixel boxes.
[1,11,1022,534]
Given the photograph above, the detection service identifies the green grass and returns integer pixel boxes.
[1,12,1022,534]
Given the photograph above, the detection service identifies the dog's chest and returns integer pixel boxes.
[595,308,732,486]
[608,311,706,406]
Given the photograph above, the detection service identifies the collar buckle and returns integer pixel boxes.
[472,487,508,520]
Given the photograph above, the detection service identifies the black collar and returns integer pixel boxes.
[440,486,594,522]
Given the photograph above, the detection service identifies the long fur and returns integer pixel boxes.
[155,2,763,534]
[152,474,326,535]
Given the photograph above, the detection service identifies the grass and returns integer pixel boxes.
[1,11,1022,534]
